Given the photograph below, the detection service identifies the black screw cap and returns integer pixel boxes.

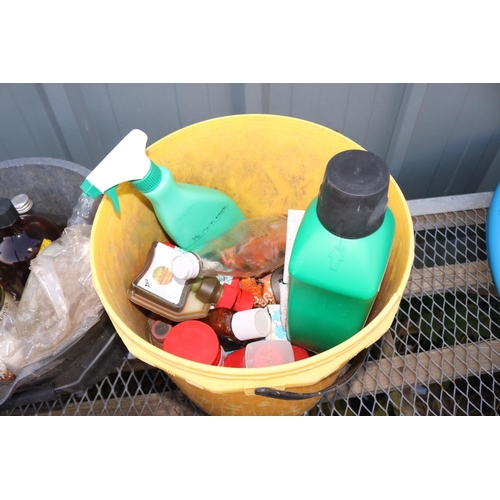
[316,150,390,239]
[0,198,20,230]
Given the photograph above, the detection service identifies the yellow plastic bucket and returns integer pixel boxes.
[90,114,414,416]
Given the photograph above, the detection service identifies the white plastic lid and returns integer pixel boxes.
[171,252,201,280]
[245,339,295,368]
[231,307,272,341]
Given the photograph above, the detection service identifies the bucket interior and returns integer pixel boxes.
[90,115,414,415]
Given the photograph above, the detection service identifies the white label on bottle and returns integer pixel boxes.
[283,209,305,285]
[281,209,304,330]
[137,243,187,305]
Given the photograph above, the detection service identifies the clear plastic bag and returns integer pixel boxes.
[0,224,103,376]
[173,214,288,279]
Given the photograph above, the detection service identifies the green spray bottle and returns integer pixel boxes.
[80,129,245,251]
[287,150,395,353]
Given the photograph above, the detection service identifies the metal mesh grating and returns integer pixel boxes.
[2,193,499,416]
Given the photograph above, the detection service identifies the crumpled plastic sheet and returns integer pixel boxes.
[194,214,288,277]
[0,224,103,376]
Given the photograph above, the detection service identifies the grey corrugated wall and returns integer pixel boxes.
[1,83,500,200]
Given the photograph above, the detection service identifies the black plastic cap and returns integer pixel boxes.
[316,150,390,239]
[0,197,20,229]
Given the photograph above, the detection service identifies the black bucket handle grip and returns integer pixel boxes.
[253,347,368,401]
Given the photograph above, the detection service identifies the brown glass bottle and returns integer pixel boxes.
[11,193,66,232]
[198,306,272,351]
[0,197,62,297]
[199,308,242,347]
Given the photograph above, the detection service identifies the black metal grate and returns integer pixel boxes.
[3,194,499,416]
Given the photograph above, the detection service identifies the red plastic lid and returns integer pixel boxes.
[292,345,309,361]
[163,320,221,366]
[233,288,255,311]
[215,283,239,309]
[223,348,246,368]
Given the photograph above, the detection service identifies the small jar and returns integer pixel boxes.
[245,340,295,368]
[162,320,225,366]
[149,319,175,348]
[223,342,309,368]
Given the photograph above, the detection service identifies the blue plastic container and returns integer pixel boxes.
[486,183,500,288]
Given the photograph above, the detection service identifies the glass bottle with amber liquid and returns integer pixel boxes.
[198,306,273,351]
[11,193,66,232]
[0,197,62,298]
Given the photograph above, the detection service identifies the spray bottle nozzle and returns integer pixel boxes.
[103,187,120,213]
[80,129,152,214]
[80,179,120,213]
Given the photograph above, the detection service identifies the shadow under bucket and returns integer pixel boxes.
[90,114,414,416]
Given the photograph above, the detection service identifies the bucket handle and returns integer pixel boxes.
[253,347,368,401]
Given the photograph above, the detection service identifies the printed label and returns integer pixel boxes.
[137,243,187,305]
[189,204,229,246]
[267,304,290,341]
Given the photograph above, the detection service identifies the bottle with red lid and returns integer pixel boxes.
[162,320,225,366]
[192,276,254,311]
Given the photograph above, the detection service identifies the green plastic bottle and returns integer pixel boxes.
[80,129,246,251]
[130,163,246,252]
[287,150,395,353]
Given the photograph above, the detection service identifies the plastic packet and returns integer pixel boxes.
[179,214,288,278]
[0,224,103,376]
